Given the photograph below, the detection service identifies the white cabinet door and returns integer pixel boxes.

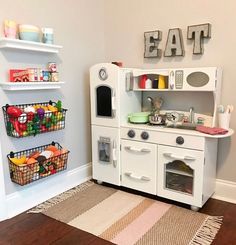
[121,140,157,195]
[157,145,204,207]
[90,63,120,127]
[92,125,120,185]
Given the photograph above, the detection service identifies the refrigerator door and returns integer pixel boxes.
[90,63,120,127]
[92,125,120,185]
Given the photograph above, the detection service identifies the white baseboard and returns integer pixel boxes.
[4,163,92,220]
[213,179,236,204]
[2,169,235,220]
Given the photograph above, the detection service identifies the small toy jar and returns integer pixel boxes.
[42,27,54,44]
[4,20,17,39]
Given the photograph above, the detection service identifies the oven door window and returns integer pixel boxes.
[98,137,111,163]
[96,86,112,117]
[165,160,194,195]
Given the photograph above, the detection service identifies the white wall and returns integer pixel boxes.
[104,0,236,182]
[0,0,105,195]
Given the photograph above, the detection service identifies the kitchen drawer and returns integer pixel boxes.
[121,139,157,194]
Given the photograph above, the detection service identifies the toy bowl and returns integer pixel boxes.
[19,24,40,42]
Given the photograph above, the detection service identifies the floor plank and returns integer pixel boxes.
[0,186,235,245]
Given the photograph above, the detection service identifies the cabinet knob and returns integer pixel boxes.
[141,131,149,140]
[176,136,184,145]
[127,130,135,138]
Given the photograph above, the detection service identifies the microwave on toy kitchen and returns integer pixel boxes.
[168,67,222,91]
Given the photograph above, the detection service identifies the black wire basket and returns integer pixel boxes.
[2,100,67,138]
[7,142,69,186]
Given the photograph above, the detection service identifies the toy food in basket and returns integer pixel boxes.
[8,142,69,186]
[2,100,67,138]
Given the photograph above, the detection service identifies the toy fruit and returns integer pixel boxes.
[10,155,27,165]
[44,111,52,119]
[60,148,68,154]
[18,113,27,124]
[37,108,45,120]
[26,157,37,165]
[7,106,22,118]
[48,105,58,112]
[56,100,62,112]
[27,112,34,121]
[40,150,53,159]
[53,149,61,157]
[12,120,23,136]
[46,145,58,152]
[22,131,28,137]
[56,112,63,121]
[29,151,40,159]
[24,106,35,113]
[19,123,27,131]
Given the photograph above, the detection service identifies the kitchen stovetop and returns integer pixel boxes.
[121,122,234,139]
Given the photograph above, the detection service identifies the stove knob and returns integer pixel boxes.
[141,131,149,140]
[127,130,135,138]
[176,136,184,145]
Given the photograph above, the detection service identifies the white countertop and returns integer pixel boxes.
[121,123,234,139]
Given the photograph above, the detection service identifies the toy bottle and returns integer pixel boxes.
[158,75,166,89]
[139,75,148,89]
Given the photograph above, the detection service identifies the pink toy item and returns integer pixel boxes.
[196,125,228,135]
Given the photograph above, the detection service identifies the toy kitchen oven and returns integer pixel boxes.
[90,63,233,211]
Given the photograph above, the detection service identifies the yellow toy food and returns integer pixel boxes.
[48,105,58,112]
[10,155,27,165]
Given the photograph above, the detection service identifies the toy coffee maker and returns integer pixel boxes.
[148,97,166,125]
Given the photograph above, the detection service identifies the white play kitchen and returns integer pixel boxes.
[90,63,234,211]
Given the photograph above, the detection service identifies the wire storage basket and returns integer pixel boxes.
[7,142,69,186]
[2,100,67,138]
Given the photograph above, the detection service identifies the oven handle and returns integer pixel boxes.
[112,140,117,168]
[125,172,151,181]
[125,146,151,153]
[163,153,196,161]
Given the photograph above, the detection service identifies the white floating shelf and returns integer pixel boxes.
[0,82,65,91]
[132,88,214,92]
[0,38,62,53]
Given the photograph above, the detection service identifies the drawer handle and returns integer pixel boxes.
[125,146,151,153]
[163,153,196,161]
[125,172,151,181]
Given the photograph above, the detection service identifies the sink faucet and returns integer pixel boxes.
[189,107,194,124]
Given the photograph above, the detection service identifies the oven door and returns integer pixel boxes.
[92,125,120,185]
[90,63,120,127]
[157,145,204,207]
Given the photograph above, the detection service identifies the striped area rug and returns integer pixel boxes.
[30,181,222,245]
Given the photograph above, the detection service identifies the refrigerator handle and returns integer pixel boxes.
[112,140,117,168]
[112,90,116,117]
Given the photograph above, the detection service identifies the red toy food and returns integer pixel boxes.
[7,106,22,118]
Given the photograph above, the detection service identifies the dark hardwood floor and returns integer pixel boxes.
[0,185,236,245]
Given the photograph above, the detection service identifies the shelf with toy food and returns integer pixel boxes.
[2,100,67,138]
[7,141,69,186]
[0,81,65,90]
[0,38,62,53]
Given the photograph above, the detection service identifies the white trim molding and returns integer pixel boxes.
[213,179,236,204]
[3,163,92,220]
